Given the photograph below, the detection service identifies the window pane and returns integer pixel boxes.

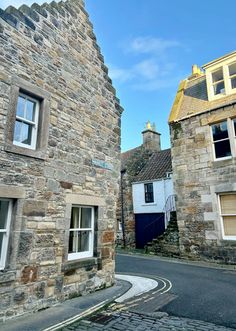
[68,230,89,253]
[26,99,35,121]
[78,231,89,252]
[233,119,236,136]
[16,96,25,118]
[229,63,236,76]
[213,81,225,95]
[231,77,236,89]
[13,120,22,142]
[21,123,33,145]
[214,140,231,158]
[220,195,236,214]
[70,207,80,229]
[81,208,91,228]
[0,233,3,258]
[145,183,154,203]
[212,68,223,82]
[0,200,9,229]
[68,231,77,253]
[212,122,229,141]
[223,216,236,236]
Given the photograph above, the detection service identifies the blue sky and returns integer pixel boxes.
[1,0,236,151]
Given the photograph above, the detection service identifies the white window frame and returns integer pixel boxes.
[0,199,13,270]
[211,118,236,161]
[13,93,39,150]
[206,60,236,101]
[68,205,94,260]
[218,193,236,241]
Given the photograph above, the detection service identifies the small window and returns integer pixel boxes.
[228,62,236,90]
[211,121,231,159]
[13,94,39,150]
[5,78,50,159]
[212,68,225,95]
[219,194,236,240]
[144,183,154,203]
[68,206,94,260]
[0,199,13,270]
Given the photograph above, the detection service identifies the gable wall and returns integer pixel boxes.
[0,0,122,318]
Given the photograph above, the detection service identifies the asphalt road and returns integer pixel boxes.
[115,253,236,329]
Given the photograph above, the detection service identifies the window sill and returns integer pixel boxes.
[212,157,234,168]
[5,143,47,160]
[220,238,236,245]
[61,257,97,273]
[142,203,157,206]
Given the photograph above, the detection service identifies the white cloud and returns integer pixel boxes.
[109,58,179,91]
[128,36,181,55]
[109,67,134,83]
[132,76,181,92]
[109,35,183,91]
[133,59,159,80]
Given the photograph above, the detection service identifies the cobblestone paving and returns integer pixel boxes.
[60,305,235,331]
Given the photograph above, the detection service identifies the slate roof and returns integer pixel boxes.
[169,52,236,123]
[134,148,172,182]
[121,145,154,180]
[121,146,142,171]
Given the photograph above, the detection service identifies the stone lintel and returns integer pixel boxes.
[0,185,25,199]
[65,194,105,206]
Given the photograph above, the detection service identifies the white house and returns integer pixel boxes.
[131,149,175,248]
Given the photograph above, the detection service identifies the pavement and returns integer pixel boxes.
[1,273,235,331]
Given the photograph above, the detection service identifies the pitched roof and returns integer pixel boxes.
[134,148,172,182]
[121,146,153,179]
[169,52,236,123]
[121,145,142,171]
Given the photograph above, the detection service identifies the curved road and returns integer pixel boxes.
[115,253,236,329]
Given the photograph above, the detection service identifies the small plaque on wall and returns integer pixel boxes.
[92,159,113,171]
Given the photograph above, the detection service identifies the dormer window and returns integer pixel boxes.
[212,68,225,95]
[203,52,236,101]
[228,62,236,89]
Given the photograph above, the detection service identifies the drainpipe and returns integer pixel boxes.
[120,169,126,248]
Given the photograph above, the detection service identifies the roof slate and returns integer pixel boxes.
[169,74,236,123]
[134,148,172,182]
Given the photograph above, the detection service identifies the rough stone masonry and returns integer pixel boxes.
[0,0,123,320]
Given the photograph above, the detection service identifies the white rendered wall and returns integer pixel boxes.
[132,178,174,214]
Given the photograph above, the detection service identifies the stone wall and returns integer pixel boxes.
[170,104,236,264]
[0,0,122,320]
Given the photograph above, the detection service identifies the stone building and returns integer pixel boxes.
[169,51,236,264]
[0,0,122,319]
[117,122,172,247]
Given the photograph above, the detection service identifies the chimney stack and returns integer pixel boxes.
[142,121,161,152]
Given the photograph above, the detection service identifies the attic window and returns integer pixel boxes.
[228,62,236,89]
[212,68,225,95]
[205,59,236,100]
